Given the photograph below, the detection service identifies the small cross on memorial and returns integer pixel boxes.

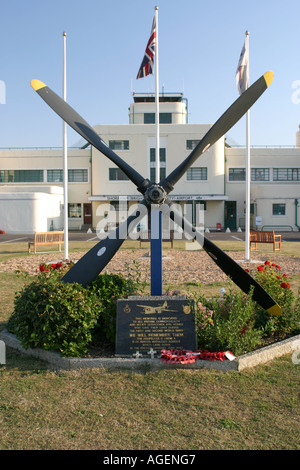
[147,348,157,359]
[132,351,143,359]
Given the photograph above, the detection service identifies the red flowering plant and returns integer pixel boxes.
[38,260,74,275]
[195,287,263,357]
[194,258,300,356]
[251,260,299,339]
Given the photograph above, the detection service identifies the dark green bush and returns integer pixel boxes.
[87,270,143,345]
[8,260,146,356]
[8,272,100,357]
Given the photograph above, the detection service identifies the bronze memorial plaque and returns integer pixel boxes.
[116,296,197,357]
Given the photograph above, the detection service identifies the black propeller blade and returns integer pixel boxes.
[166,200,281,316]
[31,71,281,315]
[160,71,274,193]
[62,201,147,286]
[30,80,151,196]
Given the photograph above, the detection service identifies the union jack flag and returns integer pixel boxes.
[236,40,249,95]
[136,16,156,79]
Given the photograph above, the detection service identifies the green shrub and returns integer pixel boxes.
[9,260,146,355]
[87,270,143,345]
[195,287,263,356]
[8,271,100,357]
[195,260,300,356]
[252,261,300,339]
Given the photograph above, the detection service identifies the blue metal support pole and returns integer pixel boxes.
[150,208,163,295]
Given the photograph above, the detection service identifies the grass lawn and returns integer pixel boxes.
[0,239,299,450]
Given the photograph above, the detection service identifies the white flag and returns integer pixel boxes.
[236,41,249,95]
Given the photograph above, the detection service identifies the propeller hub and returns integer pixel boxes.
[145,184,167,205]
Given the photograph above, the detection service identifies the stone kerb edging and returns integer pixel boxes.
[1,330,300,372]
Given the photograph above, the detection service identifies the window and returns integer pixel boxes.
[150,167,166,182]
[68,169,88,182]
[149,148,166,183]
[144,113,155,124]
[273,168,300,181]
[229,168,246,181]
[47,169,88,183]
[272,203,286,216]
[251,168,270,181]
[109,140,129,150]
[109,168,129,181]
[159,113,172,124]
[144,113,172,124]
[0,169,43,183]
[150,148,166,163]
[186,140,201,150]
[187,167,207,181]
[68,203,82,218]
[47,169,63,183]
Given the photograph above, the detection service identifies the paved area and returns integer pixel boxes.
[1,230,300,244]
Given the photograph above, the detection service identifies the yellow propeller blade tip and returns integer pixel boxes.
[267,304,282,316]
[263,71,274,88]
[31,79,46,91]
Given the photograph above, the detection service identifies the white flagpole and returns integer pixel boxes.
[245,31,250,261]
[155,6,160,183]
[62,31,69,261]
[150,5,163,295]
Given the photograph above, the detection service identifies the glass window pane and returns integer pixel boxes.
[186,140,201,150]
[109,168,129,181]
[68,203,82,218]
[272,203,286,215]
[13,170,43,183]
[47,169,63,182]
[68,169,88,182]
[144,113,155,124]
[109,140,129,150]
[229,168,245,181]
[251,168,269,181]
[187,167,207,180]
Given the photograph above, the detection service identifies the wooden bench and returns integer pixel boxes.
[249,230,281,252]
[139,230,175,248]
[28,231,64,253]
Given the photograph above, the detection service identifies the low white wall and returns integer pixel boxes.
[0,191,63,234]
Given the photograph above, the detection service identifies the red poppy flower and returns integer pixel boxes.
[280,282,291,289]
[257,266,264,272]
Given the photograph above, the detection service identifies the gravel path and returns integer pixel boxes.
[0,248,299,285]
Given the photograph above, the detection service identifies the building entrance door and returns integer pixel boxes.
[225,201,236,230]
[83,203,92,225]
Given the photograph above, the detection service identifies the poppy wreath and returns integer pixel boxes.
[160,349,231,364]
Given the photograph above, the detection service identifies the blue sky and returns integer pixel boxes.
[1,0,300,148]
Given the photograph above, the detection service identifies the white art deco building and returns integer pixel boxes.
[0,92,299,234]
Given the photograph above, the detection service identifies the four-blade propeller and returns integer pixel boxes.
[31,71,282,316]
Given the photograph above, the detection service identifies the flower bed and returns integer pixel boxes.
[7,260,300,359]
